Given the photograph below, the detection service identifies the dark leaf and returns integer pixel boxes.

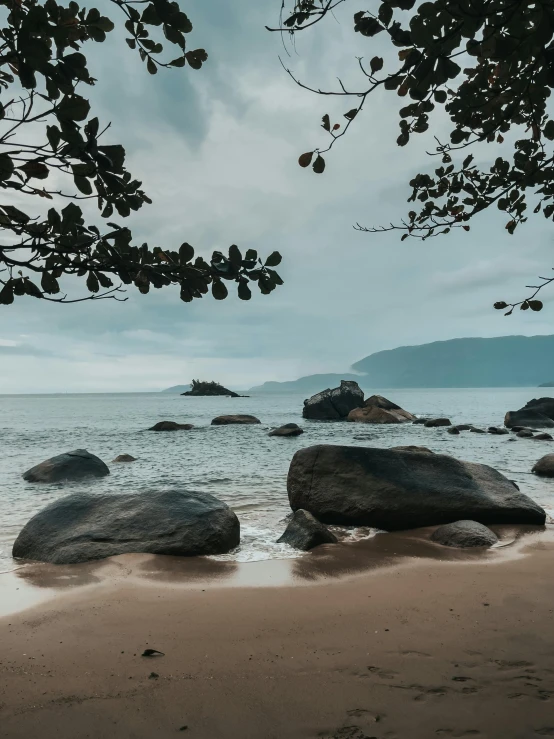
[212,280,228,300]
[298,152,313,168]
[529,300,543,311]
[321,114,331,132]
[312,155,325,174]
[264,251,282,267]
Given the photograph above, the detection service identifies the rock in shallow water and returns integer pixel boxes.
[211,415,261,425]
[424,418,452,428]
[269,423,304,437]
[12,490,240,564]
[287,445,546,530]
[302,380,364,420]
[277,509,337,551]
[505,398,554,429]
[112,454,137,463]
[347,395,416,424]
[23,449,109,483]
[149,421,193,431]
[431,520,498,548]
[532,453,554,477]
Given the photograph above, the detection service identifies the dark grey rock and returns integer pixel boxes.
[533,453,554,477]
[149,421,194,431]
[23,449,109,483]
[112,454,137,463]
[533,432,553,441]
[12,490,240,564]
[488,427,509,435]
[469,426,486,434]
[517,429,534,438]
[424,418,452,428]
[431,520,498,548]
[269,423,304,437]
[347,395,415,423]
[277,509,337,551]
[447,427,460,435]
[302,380,364,421]
[391,446,434,454]
[505,398,554,429]
[454,424,473,431]
[211,415,261,425]
[287,444,546,530]
[412,418,430,425]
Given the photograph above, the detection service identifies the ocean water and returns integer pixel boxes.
[1,388,553,572]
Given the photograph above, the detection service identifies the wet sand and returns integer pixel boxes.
[1,528,554,738]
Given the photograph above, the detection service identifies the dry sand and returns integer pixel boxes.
[1,528,554,739]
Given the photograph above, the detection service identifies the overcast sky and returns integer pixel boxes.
[2,0,554,393]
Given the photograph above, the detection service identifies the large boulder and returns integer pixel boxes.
[532,453,554,477]
[287,445,546,530]
[431,520,498,548]
[347,395,416,424]
[269,423,304,437]
[149,421,193,431]
[211,415,261,425]
[302,380,364,420]
[23,449,109,483]
[12,490,240,564]
[505,398,554,429]
[277,509,337,551]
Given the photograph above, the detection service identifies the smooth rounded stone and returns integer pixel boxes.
[505,398,554,429]
[23,449,109,483]
[532,453,554,477]
[211,415,261,425]
[12,490,240,564]
[510,426,538,433]
[533,432,553,441]
[269,423,304,437]
[469,426,486,434]
[488,427,509,435]
[431,520,499,549]
[412,418,429,425]
[454,424,473,431]
[149,421,194,431]
[287,444,546,530]
[447,427,460,435]
[424,418,452,428]
[302,380,364,420]
[112,454,137,463]
[517,429,534,438]
[391,446,434,454]
[277,509,337,551]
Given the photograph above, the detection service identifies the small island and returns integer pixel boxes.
[539,382,554,387]
[181,380,246,398]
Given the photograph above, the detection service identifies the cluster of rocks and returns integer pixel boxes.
[181,380,246,398]
[505,397,554,428]
[14,438,547,564]
[302,381,416,424]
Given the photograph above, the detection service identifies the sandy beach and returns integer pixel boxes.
[1,528,554,739]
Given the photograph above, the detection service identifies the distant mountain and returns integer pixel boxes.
[161,385,191,393]
[249,373,364,394]
[353,335,554,388]
[539,381,554,387]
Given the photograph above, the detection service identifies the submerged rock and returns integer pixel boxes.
[269,423,304,437]
[277,509,337,551]
[23,449,109,483]
[488,427,509,435]
[211,415,261,425]
[505,398,554,429]
[534,432,553,441]
[517,429,534,438]
[469,426,486,434]
[12,490,240,564]
[412,418,429,425]
[454,424,473,431]
[447,427,460,435]
[302,380,364,420]
[149,421,194,431]
[287,444,545,530]
[532,453,554,477]
[112,454,137,463]
[431,520,498,548]
[424,418,452,428]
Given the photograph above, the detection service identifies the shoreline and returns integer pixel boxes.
[1,527,554,738]
[1,524,552,620]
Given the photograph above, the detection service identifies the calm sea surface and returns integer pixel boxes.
[1,388,553,572]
